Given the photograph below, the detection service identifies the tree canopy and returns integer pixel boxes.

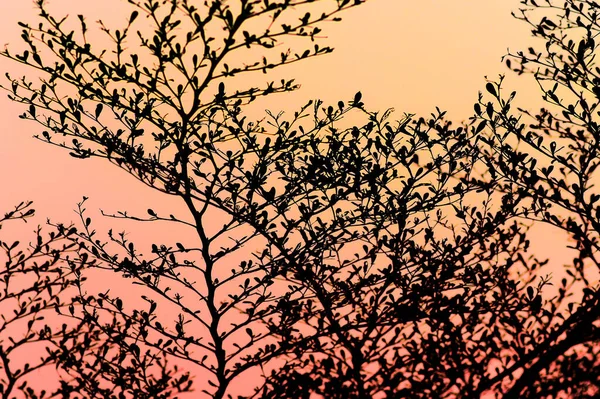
[1,0,600,398]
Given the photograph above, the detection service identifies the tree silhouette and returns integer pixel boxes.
[1,1,414,397]
[248,108,548,398]
[472,0,600,397]
[0,201,83,398]
[5,0,600,398]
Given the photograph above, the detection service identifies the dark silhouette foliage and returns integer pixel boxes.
[0,201,81,398]
[3,0,600,398]
[0,200,186,399]
[472,0,600,397]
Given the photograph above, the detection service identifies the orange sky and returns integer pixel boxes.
[0,0,572,396]
[0,0,545,219]
[0,0,542,220]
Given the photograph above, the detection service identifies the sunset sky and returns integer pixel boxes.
[0,0,542,222]
[0,0,569,275]
[0,0,574,395]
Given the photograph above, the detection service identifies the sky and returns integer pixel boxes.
[0,0,541,222]
[0,0,571,396]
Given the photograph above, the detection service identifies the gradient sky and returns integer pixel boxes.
[0,0,572,396]
[0,0,566,271]
[0,0,542,221]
